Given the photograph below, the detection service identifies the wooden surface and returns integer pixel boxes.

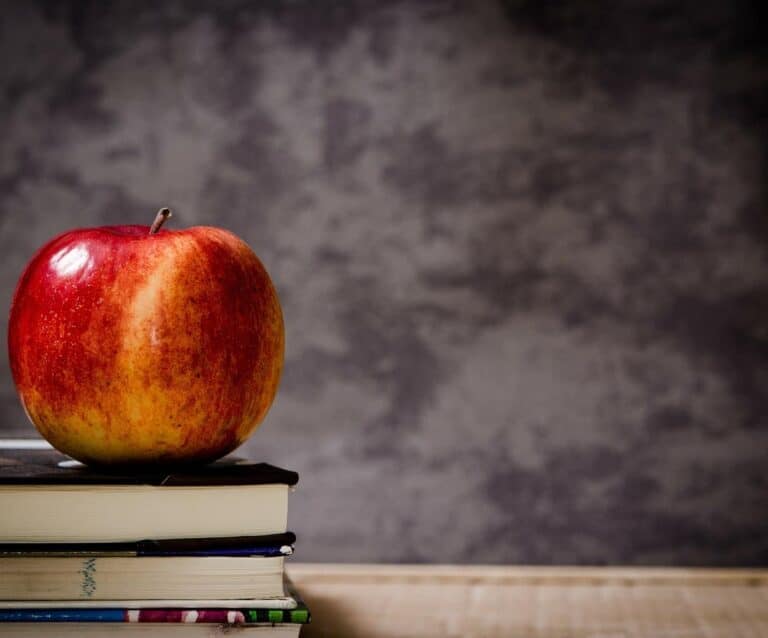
[287,564,768,637]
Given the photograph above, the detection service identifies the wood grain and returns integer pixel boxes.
[287,564,768,638]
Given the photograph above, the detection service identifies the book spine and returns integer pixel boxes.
[0,609,125,622]
[246,609,310,624]
[0,533,297,557]
[0,609,309,624]
[138,545,292,557]
[129,609,309,623]
[127,610,247,623]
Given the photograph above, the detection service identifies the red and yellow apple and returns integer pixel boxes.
[7,209,284,465]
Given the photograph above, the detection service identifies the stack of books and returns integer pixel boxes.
[0,440,310,637]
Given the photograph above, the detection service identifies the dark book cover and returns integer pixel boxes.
[0,440,298,487]
[0,532,297,557]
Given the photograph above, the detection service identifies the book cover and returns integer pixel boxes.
[0,582,310,624]
[0,605,310,624]
[0,532,296,557]
[0,441,298,487]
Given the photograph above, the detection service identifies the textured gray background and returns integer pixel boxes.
[1,1,767,565]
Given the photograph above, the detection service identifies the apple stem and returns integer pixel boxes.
[149,208,172,235]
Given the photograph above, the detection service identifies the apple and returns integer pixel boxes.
[8,209,284,465]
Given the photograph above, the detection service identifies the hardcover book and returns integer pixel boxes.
[0,627,304,637]
[0,555,287,601]
[0,441,298,543]
[0,604,310,623]
[0,583,310,637]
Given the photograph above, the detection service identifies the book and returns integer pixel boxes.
[0,556,286,600]
[0,441,310,635]
[0,441,298,543]
[0,605,309,623]
[0,532,296,557]
[0,598,297,609]
[0,624,303,637]
[0,586,310,636]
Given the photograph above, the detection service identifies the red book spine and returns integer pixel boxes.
[127,610,247,623]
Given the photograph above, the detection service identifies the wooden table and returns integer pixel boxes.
[287,564,768,637]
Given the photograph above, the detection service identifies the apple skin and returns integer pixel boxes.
[8,224,284,465]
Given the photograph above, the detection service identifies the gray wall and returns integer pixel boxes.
[1,1,767,564]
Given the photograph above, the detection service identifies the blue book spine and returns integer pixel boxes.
[0,609,125,622]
